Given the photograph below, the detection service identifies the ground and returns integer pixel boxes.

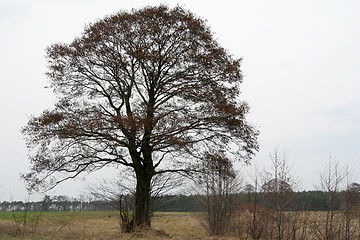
[0,211,237,239]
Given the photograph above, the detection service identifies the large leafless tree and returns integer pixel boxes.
[22,5,259,227]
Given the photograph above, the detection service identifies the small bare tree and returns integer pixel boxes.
[242,164,273,240]
[263,148,291,239]
[260,147,304,240]
[88,170,135,232]
[195,151,242,236]
[313,157,344,240]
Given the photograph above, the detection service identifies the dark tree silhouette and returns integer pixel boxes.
[22,5,258,228]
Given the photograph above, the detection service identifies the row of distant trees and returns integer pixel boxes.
[0,195,111,212]
[0,190,351,213]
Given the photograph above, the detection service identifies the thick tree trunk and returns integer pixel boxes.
[134,167,153,227]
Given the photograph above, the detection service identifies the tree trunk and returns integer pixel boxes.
[134,167,153,227]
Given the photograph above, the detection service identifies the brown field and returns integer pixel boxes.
[1,210,359,239]
[0,211,238,240]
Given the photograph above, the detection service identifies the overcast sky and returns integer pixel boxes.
[1,0,359,201]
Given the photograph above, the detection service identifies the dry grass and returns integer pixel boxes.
[3,210,357,239]
[0,211,122,239]
[0,211,237,239]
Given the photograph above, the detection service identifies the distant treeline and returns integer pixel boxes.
[0,191,339,213]
[155,191,332,212]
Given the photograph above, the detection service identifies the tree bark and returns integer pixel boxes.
[134,166,153,227]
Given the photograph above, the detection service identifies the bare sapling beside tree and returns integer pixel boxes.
[88,170,136,232]
[242,164,273,239]
[195,151,242,236]
[21,5,259,230]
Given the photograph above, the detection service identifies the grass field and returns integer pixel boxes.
[1,210,358,239]
[0,211,231,239]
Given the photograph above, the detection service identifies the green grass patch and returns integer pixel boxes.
[0,210,119,223]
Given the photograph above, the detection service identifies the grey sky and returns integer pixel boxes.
[1,0,359,201]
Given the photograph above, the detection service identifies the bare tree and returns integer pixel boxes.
[88,171,135,232]
[313,157,344,240]
[242,163,273,240]
[261,148,300,240]
[22,5,259,228]
[195,152,242,236]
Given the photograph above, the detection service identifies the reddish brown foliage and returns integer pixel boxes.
[241,202,276,219]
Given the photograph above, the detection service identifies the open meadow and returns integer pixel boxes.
[1,210,359,239]
[0,211,232,240]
